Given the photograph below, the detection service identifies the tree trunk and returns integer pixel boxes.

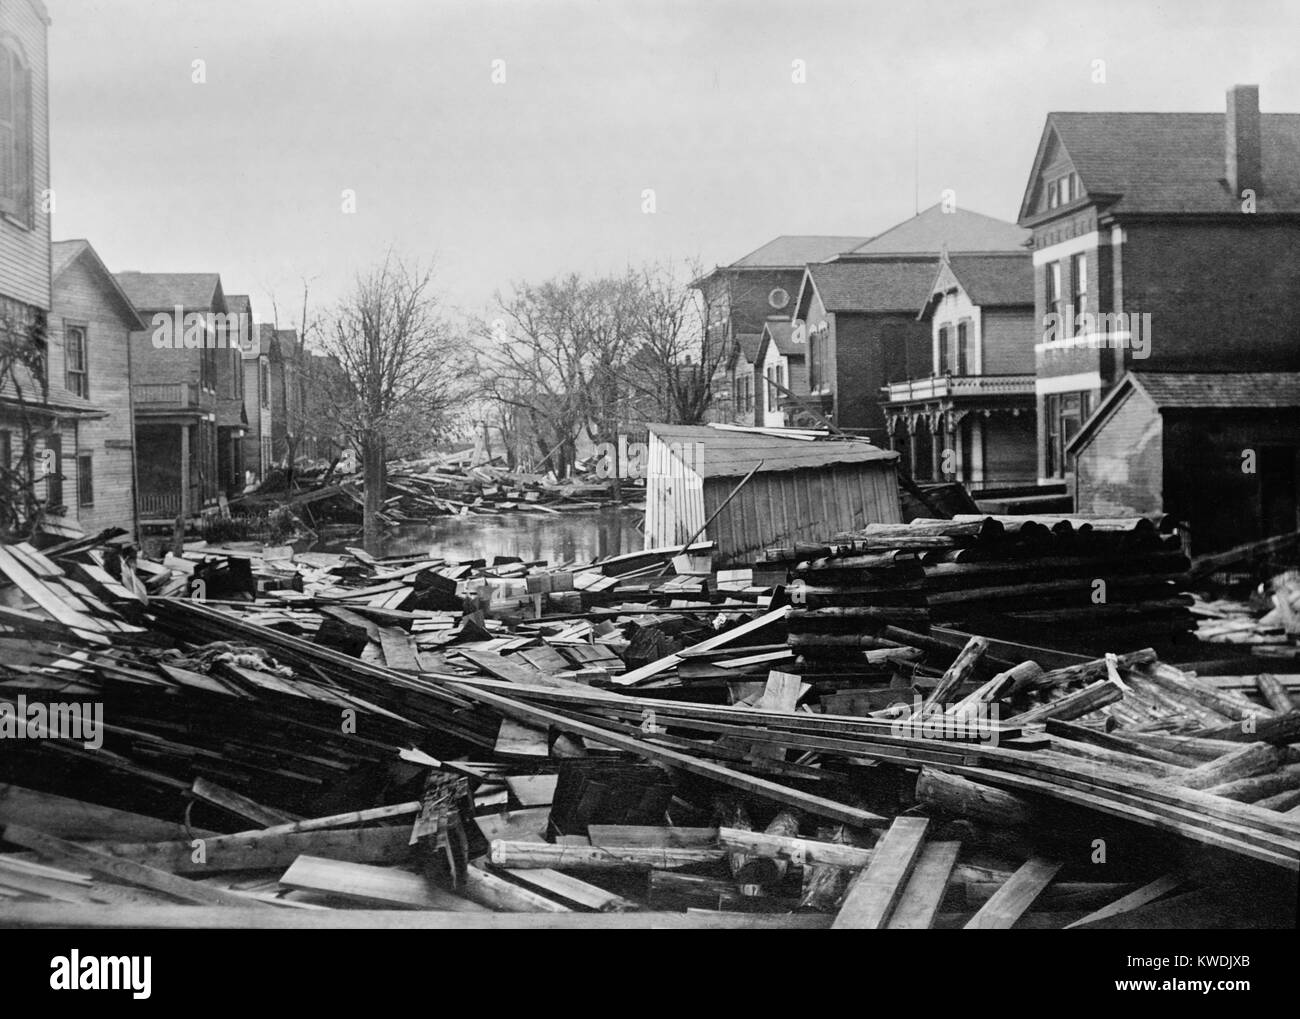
[363,435,386,554]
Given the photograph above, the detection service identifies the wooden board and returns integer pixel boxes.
[964,857,1062,929]
[1064,873,1186,929]
[277,855,488,911]
[887,841,961,930]
[831,816,930,929]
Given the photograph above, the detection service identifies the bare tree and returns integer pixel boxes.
[320,255,459,551]
[0,307,51,539]
[474,272,641,479]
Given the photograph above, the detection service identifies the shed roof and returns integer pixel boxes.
[1068,371,1300,453]
[649,423,897,479]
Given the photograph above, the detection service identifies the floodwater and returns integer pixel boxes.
[367,508,644,565]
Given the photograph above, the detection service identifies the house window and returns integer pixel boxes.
[735,370,751,414]
[1046,262,1063,325]
[766,363,785,412]
[45,434,62,508]
[0,429,10,472]
[77,453,93,507]
[1072,252,1088,321]
[259,359,269,406]
[1044,390,1093,478]
[937,325,950,373]
[809,325,825,392]
[65,325,88,398]
[957,321,972,375]
[0,43,33,226]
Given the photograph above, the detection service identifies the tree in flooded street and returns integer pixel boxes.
[320,255,460,551]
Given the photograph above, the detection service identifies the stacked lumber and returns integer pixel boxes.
[772,515,1196,655]
[1192,569,1300,658]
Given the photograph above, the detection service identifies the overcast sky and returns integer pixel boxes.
[46,0,1300,332]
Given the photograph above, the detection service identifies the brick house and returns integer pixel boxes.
[114,271,244,524]
[791,205,1029,444]
[0,0,57,535]
[882,250,1037,488]
[1068,373,1300,553]
[48,240,146,535]
[695,235,867,425]
[217,294,251,494]
[1017,85,1300,486]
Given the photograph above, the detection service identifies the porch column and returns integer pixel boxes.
[179,425,191,517]
[908,421,920,479]
[930,418,943,482]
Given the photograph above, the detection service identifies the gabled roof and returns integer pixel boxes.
[1019,111,1300,220]
[844,205,1029,257]
[114,272,223,312]
[225,294,252,317]
[51,240,147,330]
[1068,371,1300,453]
[731,235,871,268]
[797,259,939,316]
[762,318,802,357]
[734,332,762,365]
[649,423,896,478]
[920,252,1033,319]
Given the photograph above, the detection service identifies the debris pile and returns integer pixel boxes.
[0,525,1297,928]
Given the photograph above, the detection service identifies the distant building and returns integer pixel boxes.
[883,250,1037,488]
[791,205,1029,444]
[241,322,274,482]
[49,240,147,535]
[114,271,243,524]
[695,235,867,424]
[754,318,812,428]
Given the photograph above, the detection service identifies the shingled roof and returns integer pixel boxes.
[114,272,223,312]
[649,423,895,479]
[939,253,1034,308]
[801,260,939,314]
[845,205,1029,256]
[1069,371,1300,453]
[1023,111,1300,217]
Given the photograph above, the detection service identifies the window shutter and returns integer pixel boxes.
[0,47,15,216]
[16,59,31,225]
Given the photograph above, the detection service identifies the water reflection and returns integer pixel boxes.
[374,508,643,565]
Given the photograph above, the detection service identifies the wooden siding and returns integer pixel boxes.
[643,431,901,564]
[0,0,50,311]
[52,254,137,534]
[1072,387,1162,517]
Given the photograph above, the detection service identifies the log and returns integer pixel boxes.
[1009,677,1124,725]
[1192,712,1300,746]
[1255,673,1296,714]
[91,826,414,874]
[915,768,1037,827]
[1205,764,1300,803]
[489,840,723,871]
[1139,662,1278,722]
[915,636,987,717]
[1032,649,1157,691]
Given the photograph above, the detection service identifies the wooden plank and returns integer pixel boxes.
[277,855,488,911]
[504,775,557,807]
[964,856,1063,929]
[498,867,640,912]
[0,783,211,842]
[886,841,962,929]
[225,801,421,839]
[92,826,414,874]
[0,545,110,638]
[613,606,790,686]
[462,864,571,912]
[449,680,887,827]
[0,824,259,907]
[587,824,718,848]
[831,816,930,929]
[0,903,832,929]
[1064,873,1186,929]
[378,626,421,673]
[191,777,300,827]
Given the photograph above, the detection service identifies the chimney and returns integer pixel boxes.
[1225,84,1261,197]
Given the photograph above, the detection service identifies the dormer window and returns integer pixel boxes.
[1046,172,1082,210]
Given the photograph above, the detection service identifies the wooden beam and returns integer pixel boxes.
[887,841,961,930]
[831,816,929,929]
[963,857,1062,929]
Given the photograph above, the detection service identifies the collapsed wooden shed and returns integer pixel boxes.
[644,424,901,564]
